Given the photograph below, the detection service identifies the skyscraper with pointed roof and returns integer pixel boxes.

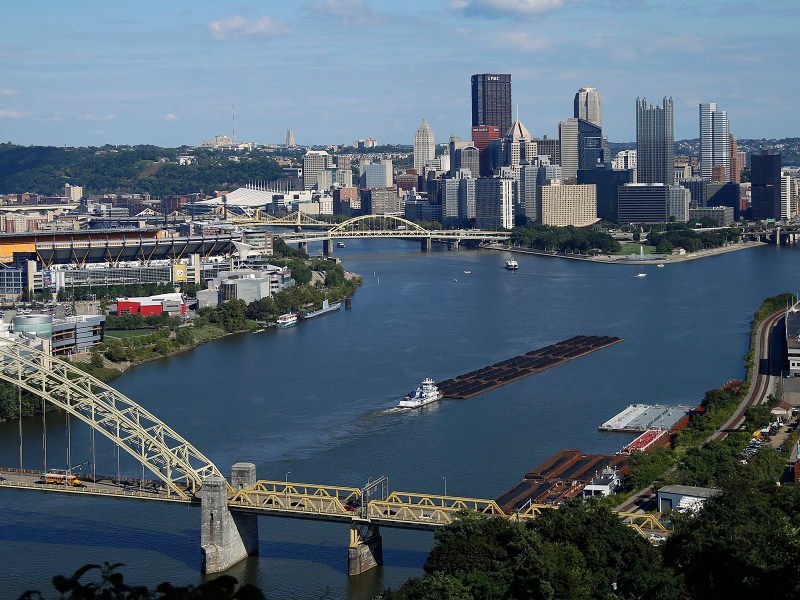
[413,119,435,172]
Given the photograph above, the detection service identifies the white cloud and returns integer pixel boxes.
[0,89,19,97]
[307,0,387,26]
[39,115,63,122]
[208,15,286,41]
[454,0,564,18]
[0,109,25,119]
[163,113,179,121]
[80,113,116,121]
[493,30,549,51]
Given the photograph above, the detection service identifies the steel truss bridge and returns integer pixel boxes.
[0,339,666,572]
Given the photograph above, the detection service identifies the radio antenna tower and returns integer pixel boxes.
[232,104,236,142]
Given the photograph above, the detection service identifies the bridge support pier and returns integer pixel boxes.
[323,239,333,257]
[421,237,432,253]
[200,463,259,574]
[298,241,308,254]
[348,522,383,576]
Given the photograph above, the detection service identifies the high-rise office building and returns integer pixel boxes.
[559,118,604,180]
[558,118,579,180]
[636,97,674,186]
[578,163,633,222]
[531,136,560,165]
[539,182,598,227]
[414,119,435,172]
[364,160,393,188]
[489,118,536,179]
[475,175,514,230]
[285,129,296,148]
[574,87,602,128]
[471,125,501,177]
[729,134,741,183]
[460,145,480,179]
[302,150,332,190]
[471,74,512,137]
[750,152,781,221]
[699,102,730,182]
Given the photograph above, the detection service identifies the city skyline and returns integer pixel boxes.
[1,0,797,147]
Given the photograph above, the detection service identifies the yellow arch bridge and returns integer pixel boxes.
[278,215,511,253]
[0,340,666,575]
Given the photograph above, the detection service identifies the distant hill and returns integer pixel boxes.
[1,137,797,198]
[0,143,284,198]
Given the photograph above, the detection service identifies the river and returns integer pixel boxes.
[0,240,798,599]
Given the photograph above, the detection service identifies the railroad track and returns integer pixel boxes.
[616,309,785,514]
[708,309,783,442]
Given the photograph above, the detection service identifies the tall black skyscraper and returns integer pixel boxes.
[750,152,782,221]
[471,74,512,137]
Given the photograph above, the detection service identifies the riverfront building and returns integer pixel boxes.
[617,184,669,224]
[539,182,597,228]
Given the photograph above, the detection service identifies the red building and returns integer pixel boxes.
[471,125,500,177]
[116,292,186,316]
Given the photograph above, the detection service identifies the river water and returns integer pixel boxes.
[0,240,798,599]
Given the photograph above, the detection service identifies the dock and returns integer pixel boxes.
[495,450,628,511]
[436,335,623,399]
[598,404,692,432]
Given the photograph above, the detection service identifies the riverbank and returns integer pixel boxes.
[485,240,767,265]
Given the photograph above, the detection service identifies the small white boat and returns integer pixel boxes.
[337,242,346,248]
[463,270,471,274]
[505,259,519,270]
[276,313,298,328]
[657,263,665,268]
[635,273,647,278]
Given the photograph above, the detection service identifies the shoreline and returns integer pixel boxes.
[483,240,768,265]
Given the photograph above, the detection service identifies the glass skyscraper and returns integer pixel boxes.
[636,97,674,186]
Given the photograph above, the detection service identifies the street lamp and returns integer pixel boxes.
[285,471,291,508]
[442,476,447,498]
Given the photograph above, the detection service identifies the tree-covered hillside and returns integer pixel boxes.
[0,144,284,198]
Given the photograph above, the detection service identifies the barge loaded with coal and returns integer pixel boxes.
[436,335,623,400]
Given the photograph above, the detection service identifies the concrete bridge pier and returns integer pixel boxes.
[323,239,334,257]
[201,463,259,574]
[298,241,308,253]
[421,237,432,252]
[348,522,383,576]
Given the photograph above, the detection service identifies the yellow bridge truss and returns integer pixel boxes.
[0,339,669,536]
[0,340,224,500]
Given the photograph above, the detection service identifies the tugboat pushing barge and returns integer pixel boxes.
[398,378,442,408]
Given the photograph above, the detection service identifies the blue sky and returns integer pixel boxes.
[1,0,796,147]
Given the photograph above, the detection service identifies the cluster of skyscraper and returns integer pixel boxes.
[300,72,789,228]
[410,76,789,228]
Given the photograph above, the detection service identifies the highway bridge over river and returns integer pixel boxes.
[0,339,664,576]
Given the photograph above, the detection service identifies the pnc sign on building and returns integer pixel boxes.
[487,76,500,81]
